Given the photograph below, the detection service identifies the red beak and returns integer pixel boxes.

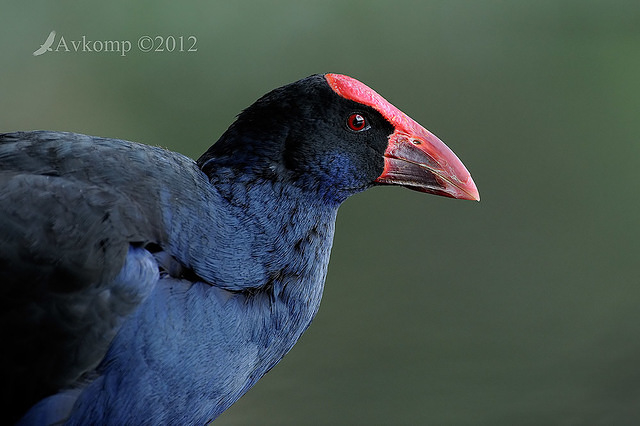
[375,127,480,201]
[325,73,479,201]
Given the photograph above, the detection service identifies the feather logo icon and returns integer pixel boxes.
[33,31,56,56]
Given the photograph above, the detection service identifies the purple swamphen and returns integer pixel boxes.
[0,74,479,424]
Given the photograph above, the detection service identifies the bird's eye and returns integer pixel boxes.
[347,113,368,132]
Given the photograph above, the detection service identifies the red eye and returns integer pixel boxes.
[347,113,367,131]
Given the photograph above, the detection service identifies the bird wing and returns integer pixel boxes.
[44,30,56,47]
[32,46,47,56]
[0,132,162,421]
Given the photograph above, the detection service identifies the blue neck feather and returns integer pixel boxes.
[66,161,340,424]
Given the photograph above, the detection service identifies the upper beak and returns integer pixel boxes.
[375,126,480,201]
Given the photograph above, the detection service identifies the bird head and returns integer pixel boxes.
[198,74,479,204]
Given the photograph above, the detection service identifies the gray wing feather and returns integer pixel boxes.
[0,132,164,421]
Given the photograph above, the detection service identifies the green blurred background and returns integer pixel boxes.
[1,1,639,424]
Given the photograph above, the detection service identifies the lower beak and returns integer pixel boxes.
[375,129,480,201]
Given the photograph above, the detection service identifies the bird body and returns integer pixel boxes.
[1,74,478,424]
[2,132,335,424]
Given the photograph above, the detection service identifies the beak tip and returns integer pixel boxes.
[461,178,480,202]
[468,182,480,202]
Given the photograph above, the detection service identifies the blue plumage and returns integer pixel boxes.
[1,74,478,424]
[3,130,336,424]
